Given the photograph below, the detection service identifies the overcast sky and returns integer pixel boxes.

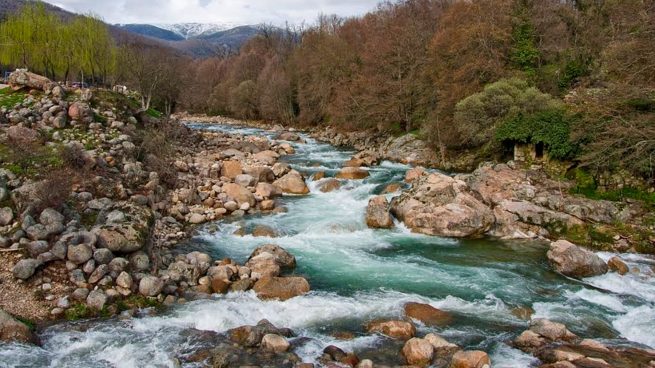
[44,0,382,25]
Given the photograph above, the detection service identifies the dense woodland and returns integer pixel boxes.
[1,0,655,183]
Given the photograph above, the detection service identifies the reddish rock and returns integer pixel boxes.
[318,179,342,193]
[607,256,629,275]
[221,160,243,179]
[366,320,416,340]
[402,337,434,366]
[336,167,369,180]
[547,240,608,278]
[365,195,394,229]
[450,350,491,368]
[404,302,452,326]
[253,276,310,300]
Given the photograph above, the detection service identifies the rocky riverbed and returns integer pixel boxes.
[1,77,655,367]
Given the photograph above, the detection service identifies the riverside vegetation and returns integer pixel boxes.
[0,0,655,367]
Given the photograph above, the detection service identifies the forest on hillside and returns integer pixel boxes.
[1,0,654,183]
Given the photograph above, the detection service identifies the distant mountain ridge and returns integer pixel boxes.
[153,23,239,39]
[117,23,265,56]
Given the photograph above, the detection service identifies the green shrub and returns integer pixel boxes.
[495,109,577,160]
[454,78,563,148]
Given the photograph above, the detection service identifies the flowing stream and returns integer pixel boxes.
[2,123,655,368]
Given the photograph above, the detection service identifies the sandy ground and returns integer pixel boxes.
[0,252,72,323]
[0,84,9,89]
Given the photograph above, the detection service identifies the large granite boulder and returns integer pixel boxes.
[273,170,309,195]
[547,240,608,278]
[391,172,494,237]
[365,195,393,229]
[253,277,310,300]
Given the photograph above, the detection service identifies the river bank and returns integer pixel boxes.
[1,85,655,367]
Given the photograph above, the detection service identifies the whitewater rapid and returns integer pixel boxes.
[1,123,654,368]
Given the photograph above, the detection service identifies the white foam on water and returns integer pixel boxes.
[583,272,655,303]
[564,289,627,312]
[612,305,655,348]
[432,294,523,325]
[293,335,383,364]
[132,290,419,334]
[490,343,540,368]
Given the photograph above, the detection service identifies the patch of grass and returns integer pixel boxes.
[559,222,655,254]
[572,186,655,207]
[93,112,107,124]
[65,303,92,321]
[145,108,163,118]
[0,88,26,108]
[80,211,98,228]
[117,295,161,311]
[0,141,73,179]
[16,317,36,330]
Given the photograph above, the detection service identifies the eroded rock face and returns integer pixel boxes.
[0,308,35,344]
[365,196,393,229]
[547,240,608,278]
[391,173,494,237]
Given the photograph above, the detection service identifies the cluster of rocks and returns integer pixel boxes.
[178,300,490,368]
[514,319,655,368]
[166,129,308,225]
[310,126,440,168]
[368,163,644,249]
[0,72,316,341]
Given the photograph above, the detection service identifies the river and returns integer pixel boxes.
[1,123,654,367]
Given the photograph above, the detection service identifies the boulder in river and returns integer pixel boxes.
[253,276,310,300]
[450,350,491,368]
[607,256,629,275]
[248,244,296,269]
[402,337,434,366]
[336,167,369,180]
[318,178,341,193]
[404,302,452,326]
[261,333,290,352]
[0,308,35,344]
[366,319,416,340]
[222,183,256,207]
[273,170,309,195]
[391,172,494,238]
[365,195,394,229]
[547,240,608,278]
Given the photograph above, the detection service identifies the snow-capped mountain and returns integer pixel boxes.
[153,23,240,39]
